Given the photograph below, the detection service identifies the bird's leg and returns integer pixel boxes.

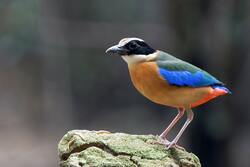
[157,108,185,144]
[166,108,194,149]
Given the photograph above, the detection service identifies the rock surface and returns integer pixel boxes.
[58,130,201,167]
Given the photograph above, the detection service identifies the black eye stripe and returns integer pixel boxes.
[123,40,156,55]
[125,40,141,48]
[137,41,147,46]
[128,42,137,49]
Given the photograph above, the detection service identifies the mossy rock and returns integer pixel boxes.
[58,130,201,167]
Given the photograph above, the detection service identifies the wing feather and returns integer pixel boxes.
[157,58,223,87]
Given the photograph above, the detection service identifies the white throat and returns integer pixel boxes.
[121,51,158,65]
[122,55,147,64]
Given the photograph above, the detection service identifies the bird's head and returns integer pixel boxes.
[106,38,156,64]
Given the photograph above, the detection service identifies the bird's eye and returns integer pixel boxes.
[128,42,137,50]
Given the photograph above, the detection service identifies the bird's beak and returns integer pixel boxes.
[106,45,127,55]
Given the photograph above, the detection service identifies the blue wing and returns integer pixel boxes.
[157,61,223,87]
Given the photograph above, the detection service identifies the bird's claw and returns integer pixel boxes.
[166,141,184,150]
[151,136,170,145]
[151,136,183,150]
[166,141,177,149]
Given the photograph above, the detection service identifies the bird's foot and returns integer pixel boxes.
[151,135,170,145]
[151,136,183,150]
[166,141,177,149]
[165,141,183,150]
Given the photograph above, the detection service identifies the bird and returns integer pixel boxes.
[106,37,231,149]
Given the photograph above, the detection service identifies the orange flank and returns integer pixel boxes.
[190,88,227,108]
[128,62,225,108]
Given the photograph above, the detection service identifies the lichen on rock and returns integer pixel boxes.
[58,130,201,167]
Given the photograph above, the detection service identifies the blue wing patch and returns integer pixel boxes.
[158,68,220,87]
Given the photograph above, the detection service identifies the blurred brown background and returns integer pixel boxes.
[0,0,249,166]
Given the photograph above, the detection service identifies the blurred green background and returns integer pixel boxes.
[0,0,249,166]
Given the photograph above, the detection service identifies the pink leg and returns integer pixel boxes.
[159,108,185,139]
[167,108,194,149]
